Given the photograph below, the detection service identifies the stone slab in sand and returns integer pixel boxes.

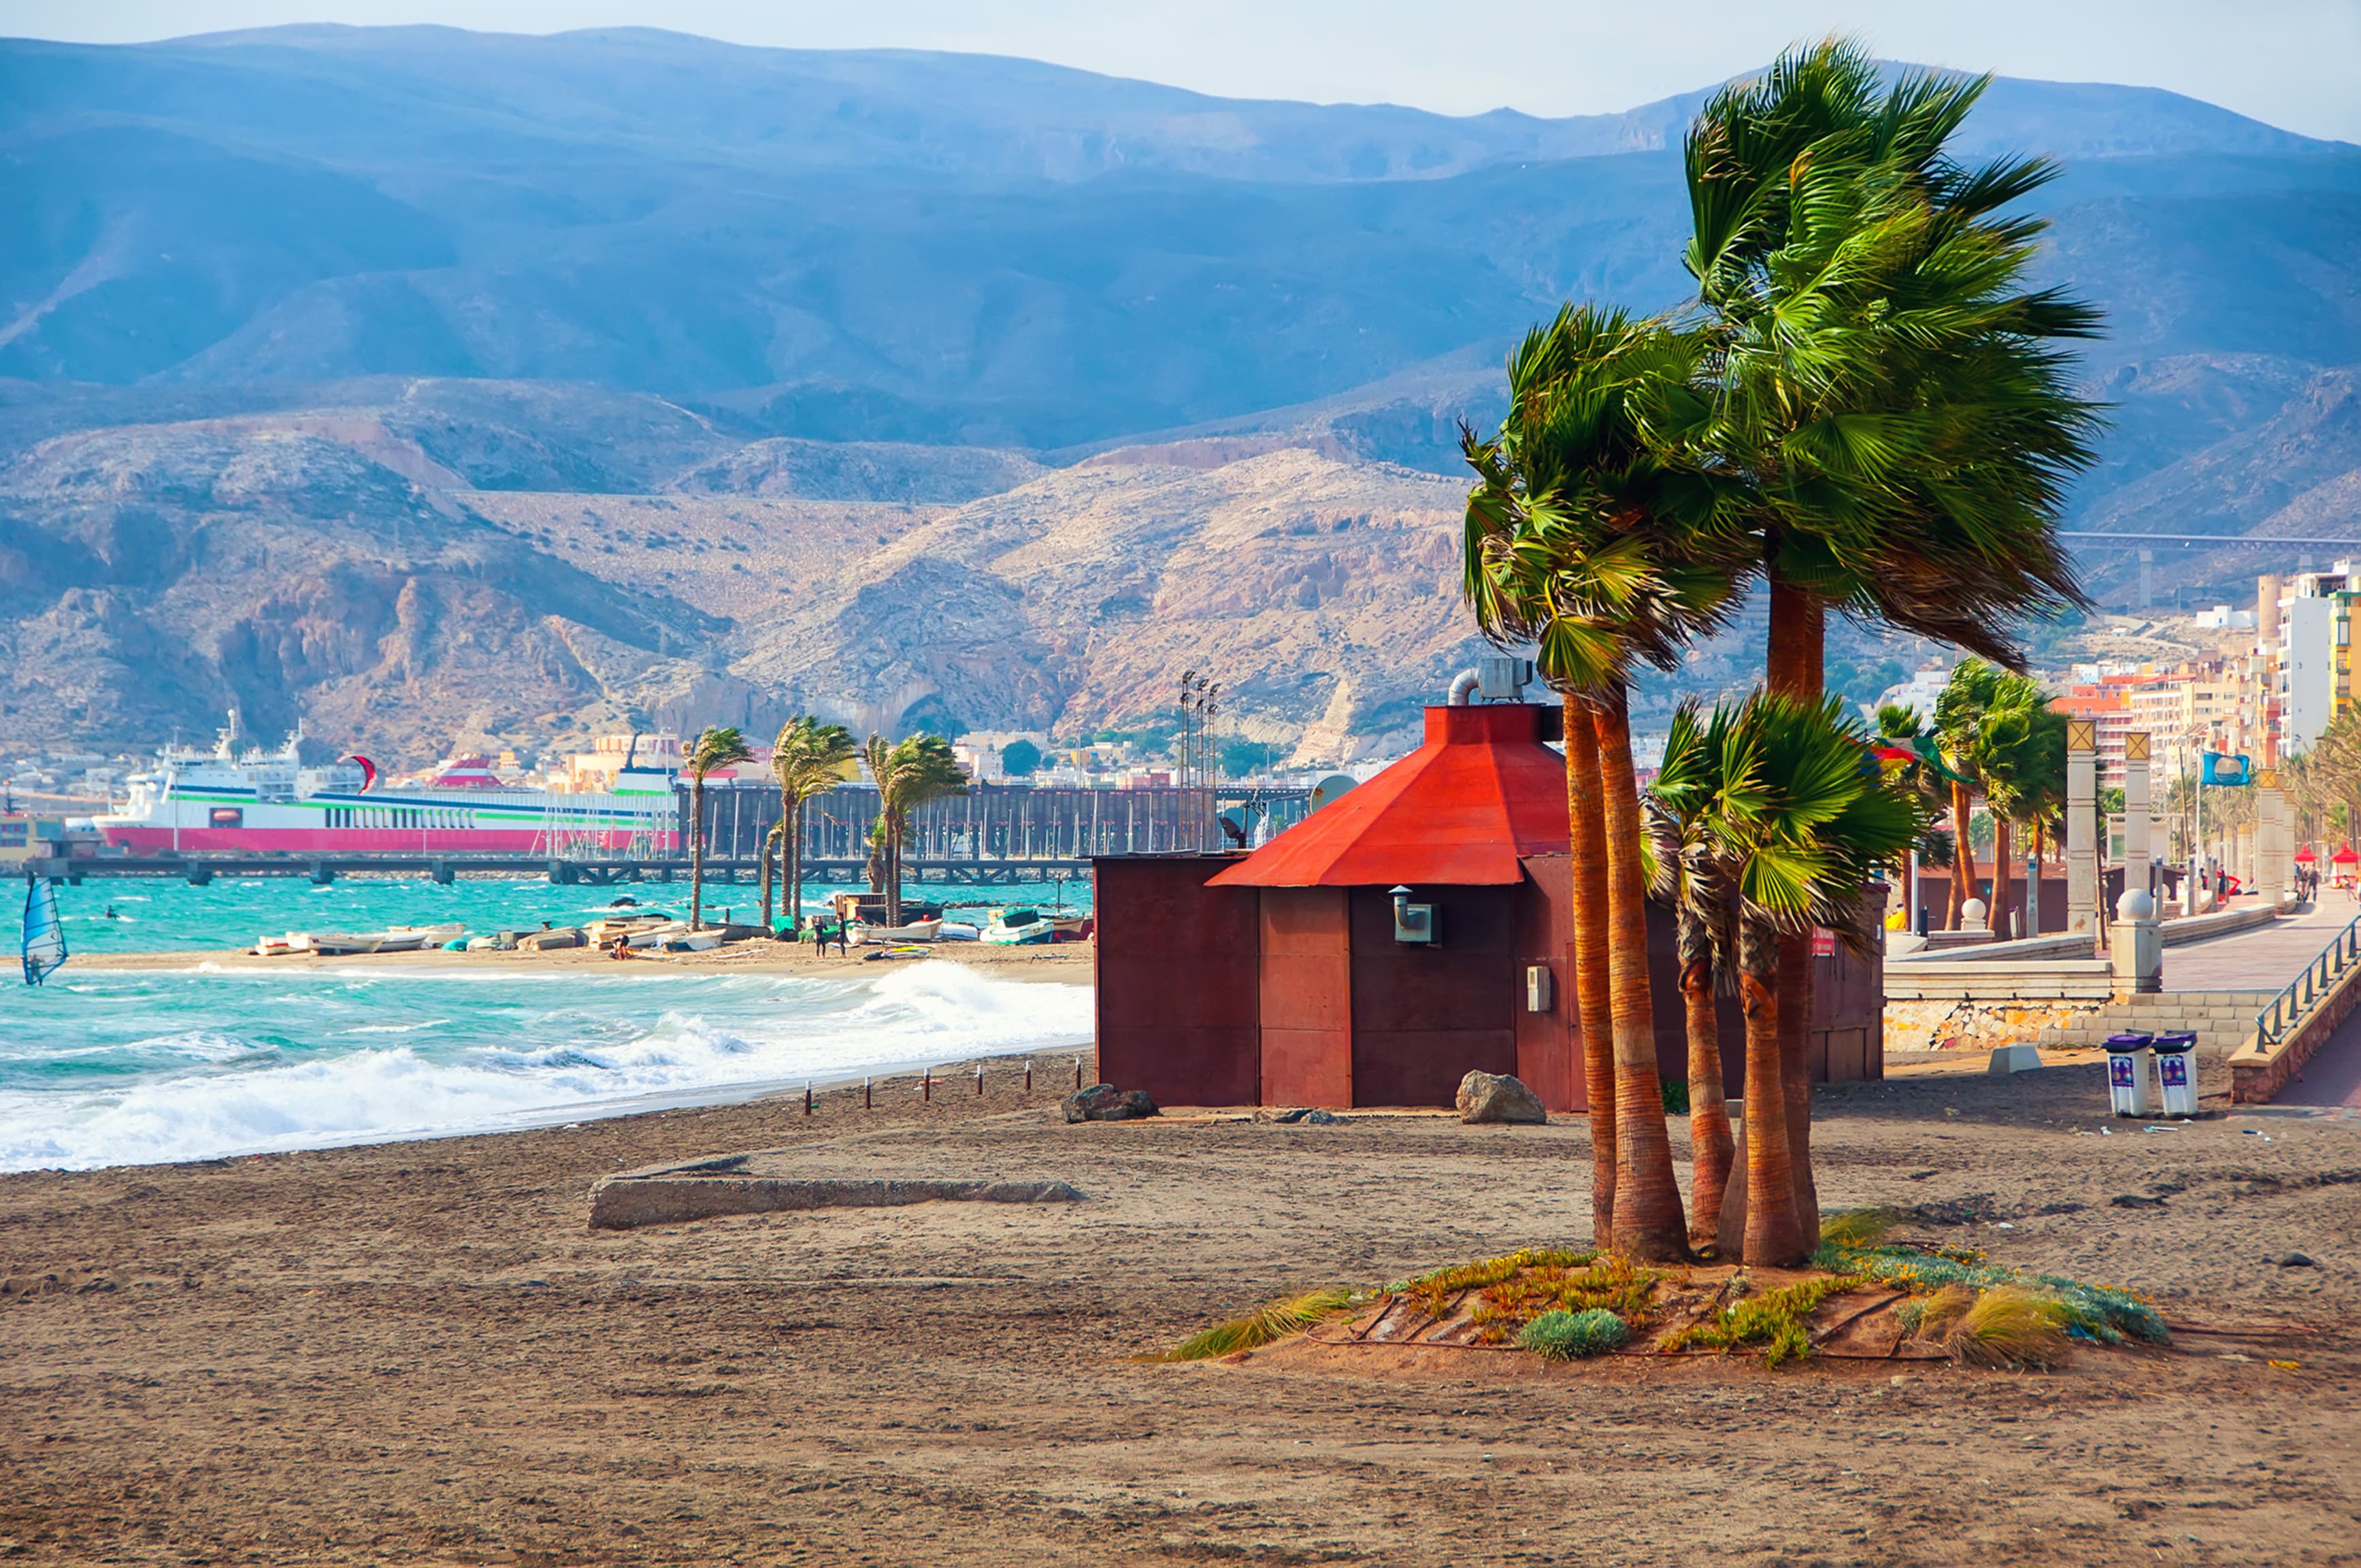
[589,1171,1083,1229]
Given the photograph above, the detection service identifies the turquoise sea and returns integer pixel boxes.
[3,875,1094,1173]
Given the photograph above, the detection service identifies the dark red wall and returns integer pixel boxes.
[1344,884,1519,1107]
[1092,856,1259,1107]
[1258,888,1353,1106]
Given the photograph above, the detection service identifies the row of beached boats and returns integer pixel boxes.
[247,905,1093,957]
[842,907,1093,946]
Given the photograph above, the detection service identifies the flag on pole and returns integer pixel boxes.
[2201,752,2251,786]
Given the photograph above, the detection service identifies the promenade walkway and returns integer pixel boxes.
[2162,897,2352,993]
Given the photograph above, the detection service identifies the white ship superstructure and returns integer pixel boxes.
[95,716,679,856]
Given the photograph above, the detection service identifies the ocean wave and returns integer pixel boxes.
[0,965,1092,1171]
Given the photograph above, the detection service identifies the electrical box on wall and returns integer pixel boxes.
[1525,965,1553,1013]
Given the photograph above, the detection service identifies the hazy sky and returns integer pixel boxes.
[7,0,2357,143]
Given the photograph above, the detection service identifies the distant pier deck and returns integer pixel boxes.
[27,783,1310,888]
[22,852,1097,887]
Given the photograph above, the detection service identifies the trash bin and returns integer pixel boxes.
[2104,1032,2156,1118]
[2151,1032,2200,1116]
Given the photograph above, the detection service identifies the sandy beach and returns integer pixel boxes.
[3,1052,2356,1566]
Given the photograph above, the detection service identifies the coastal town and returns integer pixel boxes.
[4,14,2359,1568]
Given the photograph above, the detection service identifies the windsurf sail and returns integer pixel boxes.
[21,874,65,986]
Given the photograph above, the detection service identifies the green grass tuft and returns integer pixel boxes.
[1520,1308,1630,1360]
[1817,1208,1899,1249]
[1156,1288,1355,1362]
[1660,1274,1862,1367]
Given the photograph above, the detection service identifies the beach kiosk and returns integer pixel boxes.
[1091,699,1886,1111]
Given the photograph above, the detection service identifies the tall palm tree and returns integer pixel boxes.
[683,725,755,932]
[1701,690,1925,1265]
[1645,698,1739,1248]
[1464,303,1744,1262]
[865,733,969,929]
[771,717,859,935]
[1683,37,2104,1237]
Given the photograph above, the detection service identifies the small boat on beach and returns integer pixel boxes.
[978,908,1055,946]
[851,918,942,944]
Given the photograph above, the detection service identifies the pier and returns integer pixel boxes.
[26,784,1311,887]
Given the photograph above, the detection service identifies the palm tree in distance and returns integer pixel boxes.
[1645,698,1740,1248]
[865,733,970,929]
[1463,303,1744,1262]
[684,725,756,932]
[770,717,859,935]
[1700,691,1925,1265]
[1934,660,2063,932]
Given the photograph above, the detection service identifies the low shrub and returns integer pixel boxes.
[1521,1308,1630,1360]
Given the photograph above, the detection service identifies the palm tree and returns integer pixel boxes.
[1933,660,2059,931]
[1645,698,1739,1248]
[1683,37,2105,1237]
[1463,304,1744,1262]
[684,725,755,931]
[1702,690,1925,1265]
[770,717,859,935]
[1875,703,1964,929]
[865,733,969,929]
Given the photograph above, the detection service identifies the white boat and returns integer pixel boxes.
[851,918,942,944]
[978,908,1054,946]
[379,924,465,952]
[297,931,385,956]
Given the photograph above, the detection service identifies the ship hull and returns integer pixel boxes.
[100,826,657,855]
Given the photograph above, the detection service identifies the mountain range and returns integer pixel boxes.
[1,27,2357,763]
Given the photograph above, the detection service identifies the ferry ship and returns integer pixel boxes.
[94,716,680,856]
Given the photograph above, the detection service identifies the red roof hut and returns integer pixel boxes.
[1091,698,1886,1111]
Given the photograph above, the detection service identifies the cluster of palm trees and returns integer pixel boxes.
[1876,659,2068,931]
[1462,40,2104,1266]
[678,720,968,935]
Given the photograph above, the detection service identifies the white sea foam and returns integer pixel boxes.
[0,963,1092,1172]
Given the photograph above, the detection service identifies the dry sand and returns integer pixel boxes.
[3,1062,2358,1565]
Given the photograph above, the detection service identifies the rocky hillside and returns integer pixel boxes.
[0,401,1496,763]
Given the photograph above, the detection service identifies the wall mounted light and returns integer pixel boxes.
[1391,884,1436,946]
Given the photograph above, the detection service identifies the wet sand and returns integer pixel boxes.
[3,1059,2357,1565]
[76,939,1094,984]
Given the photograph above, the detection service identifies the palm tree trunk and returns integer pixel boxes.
[1766,579,1824,1252]
[689,774,707,931]
[1949,782,1975,930]
[886,810,903,929]
[1681,919,1734,1249]
[789,797,806,936]
[1737,912,1806,1265]
[759,821,776,929]
[1994,816,2015,935]
[1593,686,1687,1262]
[1563,691,1617,1248]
